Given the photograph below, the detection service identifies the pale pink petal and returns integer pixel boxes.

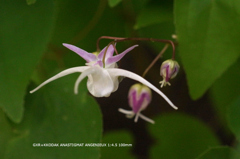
[98,44,115,60]
[63,43,97,62]
[106,45,138,65]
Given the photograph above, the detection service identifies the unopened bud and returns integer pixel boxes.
[118,83,154,124]
[159,59,180,87]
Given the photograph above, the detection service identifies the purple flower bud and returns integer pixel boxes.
[118,83,154,124]
[128,84,151,113]
[159,59,180,87]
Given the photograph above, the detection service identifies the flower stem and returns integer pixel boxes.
[96,36,176,59]
[142,44,169,77]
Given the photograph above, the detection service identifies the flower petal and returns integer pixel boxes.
[129,90,150,113]
[98,44,115,60]
[86,67,115,97]
[74,67,95,94]
[106,68,178,110]
[30,66,90,93]
[63,43,97,62]
[106,45,138,65]
[107,63,119,92]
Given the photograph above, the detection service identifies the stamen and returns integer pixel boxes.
[134,113,140,122]
[118,108,133,115]
[126,114,135,118]
[139,113,155,124]
[118,108,135,118]
[159,80,171,88]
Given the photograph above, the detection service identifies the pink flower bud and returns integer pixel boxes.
[159,59,180,87]
[128,84,152,114]
[118,83,154,124]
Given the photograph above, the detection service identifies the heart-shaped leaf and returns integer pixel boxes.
[174,0,240,99]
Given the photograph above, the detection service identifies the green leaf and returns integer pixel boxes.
[51,0,103,46]
[2,74,102,159]
[196,146,240,159]
[210,59,240,125]
[174,0,240,99]
[134,3,173,29]
[149,113,220,159]
[101,130,135,159]
[0,0,55,122]
[138,22,175,58]
[107,0,122,8]
[26,0,36,5]
[228,96,240,140]
[0,110,14,159]
[50,0,129,53]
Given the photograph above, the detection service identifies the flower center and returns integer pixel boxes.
[86,60,103,68]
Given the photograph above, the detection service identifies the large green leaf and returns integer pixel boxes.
[228,96,240,140]
[51,0,102,46]
[0,110,14,159]
[2,74,102,159]
[196,146,240,159]
[174,0,240,99]
[134,2,173,29]
[149,113,220,159]
[210,59,240,125]
[101,130,135,159]
[0,0,55,122]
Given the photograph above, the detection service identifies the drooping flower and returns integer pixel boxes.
[30,43,177,109]
[159,59,180,87]
[119,83,154,124]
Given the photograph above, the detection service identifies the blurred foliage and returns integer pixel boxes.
[228,96,240,140]
[134,1,173,30]
[1,74,102,159]
[26,0,36,5]
[0,0,55,123]
[101,130,135,159]
[108,0,122,8]
[1,0,240,158]
[149,113,220,159]
[210,59,240,127]
[196,146,240,159]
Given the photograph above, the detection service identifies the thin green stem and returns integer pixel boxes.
[142,44,169,77]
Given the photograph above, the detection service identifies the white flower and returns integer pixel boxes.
[30,43,177,109]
